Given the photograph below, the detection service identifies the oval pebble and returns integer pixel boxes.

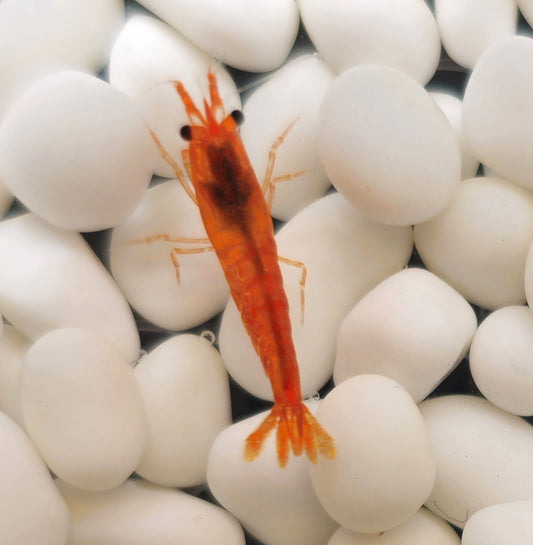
[110,180,229,331]
[435,0,517,70]
[134,0,299,72]
[309,375,436,533]
[0,411,69,545]
[0,0,124,116]
[414,177,533,310]
[462,500,533,545]
[207,401,337,545]
[0,70,156,232]
[20,328,147,491]
[108,14,240,178]
[0,325,30,427]
[429,92,479,180]
[334,268,477,403]
[240,55,334,221]
[298,0,440,84]
[328,507,460,545]
[56,478,245,545]
[134,334,231,487]
[219,192,413,401]
[0,213,140,362]
[319,65,460,226]
[469,306,533,416]
[519,0,533,27]
[0,173,13,218]
[420,395,533,527]
[463,36,533,191]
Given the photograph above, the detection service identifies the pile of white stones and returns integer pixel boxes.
[1,1,533,544]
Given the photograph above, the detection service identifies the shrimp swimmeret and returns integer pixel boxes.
[151,72,335,467]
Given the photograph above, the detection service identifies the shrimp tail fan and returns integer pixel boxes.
[244,402,335,467]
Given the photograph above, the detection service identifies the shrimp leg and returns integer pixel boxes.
[129,234,213,283]
[261,117,312,209]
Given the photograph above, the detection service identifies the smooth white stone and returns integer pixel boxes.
[0,325,30,427]
[218,192,413,401]
[0,213,140,363]
[420,395,533,527]
[297,0,440,84]
[0,411,69,545]
[0,0,124,116]
[483,164,500,178]
[207,401,338,545]
[319,65,460,226]
[435,0,517,69]
[240,55,334,221]
[0,173,13,217]
[430,92,479,180]
[470,306,533,416]
[134,334,231,487]
[523,241,533,310]
[21,328,147,491]
[463,36,533,190]
[328,507,460,545]
[110,180,229,331]
[519,0,533,28]
[334,268,477,403]
[134,0,299,72]
[109,14,240,178]
[462,500,533,545]
[57,478,245,545]
[309,375,436,533]
[0,71,156,232]
[414,177,533,310]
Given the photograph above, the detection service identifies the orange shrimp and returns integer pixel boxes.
[154,73,335,467]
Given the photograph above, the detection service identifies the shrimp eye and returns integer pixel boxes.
[230,110,244,126]
[180,125,192,141]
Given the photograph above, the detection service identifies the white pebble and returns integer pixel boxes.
[110,181,229,331]
[134,334,231,487]
[218,192,413,401]
[0,213,140,363]
[0,0,124,116]
[334,268,477,403]
[420,395,533,527]
[430,92,479,180]
[414,177,533,310]
[207,402,337,545]
[463,36,533,190]
[0,325,30,427]
[0,411,69,545]
[470,306,533,416]
[319,65,460,226]
[0,174,13,218]
[109,14,240,178]
[240,55,334,221]
[0,71,156,232]
[297,0,440,84]
[134,0,299,72]
[328,507,460,545]
[20,328,147,491]
[309,375,436,533]
[518,0,533,27]
[462,500,533,545]
[57,478,245,545]
[435,0,517,70]
[522,220,533,310]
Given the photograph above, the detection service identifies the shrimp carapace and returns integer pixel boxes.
[167,72,335,467]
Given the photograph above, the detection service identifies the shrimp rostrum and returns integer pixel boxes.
[152,72,335,467]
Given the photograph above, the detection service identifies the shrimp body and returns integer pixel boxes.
[174,74,335,467]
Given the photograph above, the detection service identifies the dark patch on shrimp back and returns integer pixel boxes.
[206,141,252,212]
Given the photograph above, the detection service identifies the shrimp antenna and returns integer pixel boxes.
[175,81,206,126]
